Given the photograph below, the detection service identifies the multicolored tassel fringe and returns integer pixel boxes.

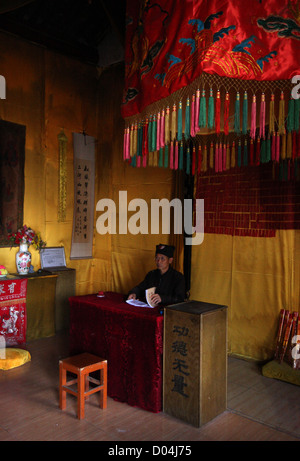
[123,85,300,179]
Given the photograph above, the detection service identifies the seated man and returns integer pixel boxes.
[127,244,185,306]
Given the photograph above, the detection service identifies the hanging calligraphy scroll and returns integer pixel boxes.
[70,133,95,259]
[122,0,300,175]
[58,130,68,222]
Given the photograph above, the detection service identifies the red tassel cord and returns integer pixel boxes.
[143,153,147,167]
[143,120,149,157]
[124,127,130,160]
[170,140,174,169]
[129,124,134,157]
[278,91,285,135]
[160,109,165,149]
[123,128,126,160]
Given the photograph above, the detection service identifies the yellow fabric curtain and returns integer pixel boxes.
[190,230,300,361]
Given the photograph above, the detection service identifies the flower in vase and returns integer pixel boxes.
[8,224,46,251]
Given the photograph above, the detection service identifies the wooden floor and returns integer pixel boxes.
[0,331,300,442]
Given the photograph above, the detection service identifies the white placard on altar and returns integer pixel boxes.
[40,247,67,270]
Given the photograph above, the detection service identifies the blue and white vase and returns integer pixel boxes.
[16,241,31,275]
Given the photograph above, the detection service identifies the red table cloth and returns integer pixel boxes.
[0,277,27,345]
[69,292,164,413]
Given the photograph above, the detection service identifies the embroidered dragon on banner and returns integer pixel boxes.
[157,10,278,88]
[123,0,300,109]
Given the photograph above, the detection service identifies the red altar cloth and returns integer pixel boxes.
[0,277,27,345]
[69,292,164,413]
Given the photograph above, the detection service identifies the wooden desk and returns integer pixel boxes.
[27,273,57,340]
[69,292,164,413]
[50,268,76,332]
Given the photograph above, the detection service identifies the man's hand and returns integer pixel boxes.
[150,293,162,305]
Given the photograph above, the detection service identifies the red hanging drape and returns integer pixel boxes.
[122,0,300,120]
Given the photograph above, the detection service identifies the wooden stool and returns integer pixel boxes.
[59,353,107,420]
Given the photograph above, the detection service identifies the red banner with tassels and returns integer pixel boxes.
[123,0,300,119]
[122,0,300,174]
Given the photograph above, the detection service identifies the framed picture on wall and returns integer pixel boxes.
[0,120,26,247]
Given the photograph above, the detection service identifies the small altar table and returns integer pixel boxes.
[69,292,164,413]
[0,272,57,343]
